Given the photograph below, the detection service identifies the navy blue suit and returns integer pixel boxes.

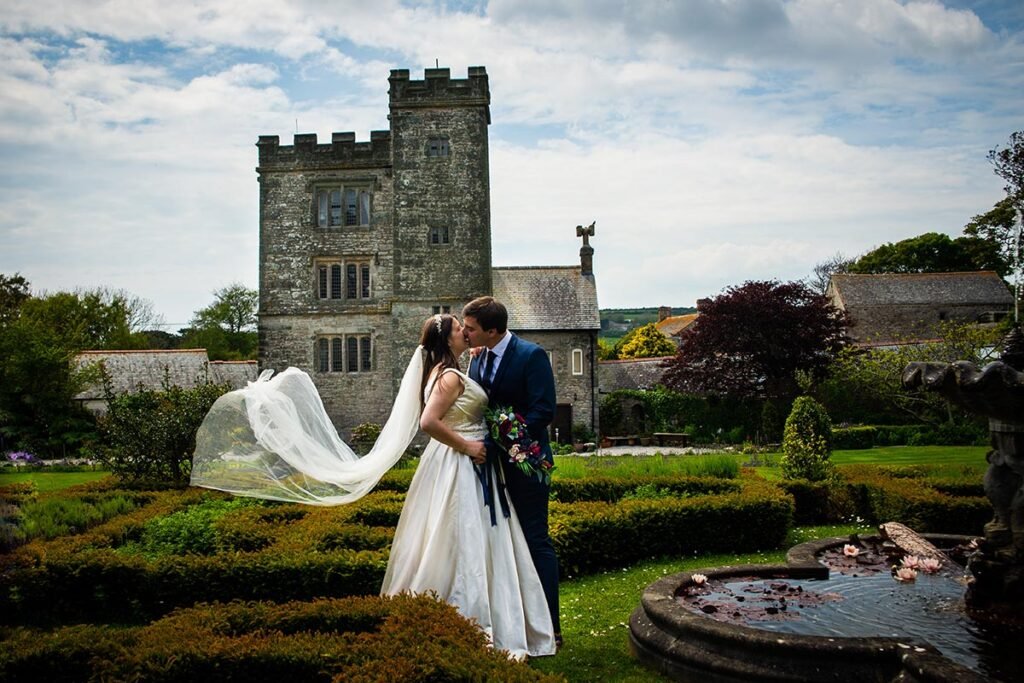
[470,334,560,634]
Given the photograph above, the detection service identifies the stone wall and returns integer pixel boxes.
[515,330,599,436]
[847,303,1004,344]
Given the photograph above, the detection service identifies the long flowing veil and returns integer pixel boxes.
[190,346,425,505]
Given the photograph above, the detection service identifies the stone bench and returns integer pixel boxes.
[606,435,641,447]
[653,432,690,447]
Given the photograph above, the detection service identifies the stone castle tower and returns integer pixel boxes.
[257,66,600,441]
[256,67,493,433]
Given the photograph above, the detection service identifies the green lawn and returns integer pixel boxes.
[0,470,111,492]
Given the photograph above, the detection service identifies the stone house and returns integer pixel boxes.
[256,66,599,441]
[826,271,1013,346]
[74,349,257,415]
[654,307,699,347]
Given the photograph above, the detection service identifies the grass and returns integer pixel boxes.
[554,453,739,479]
[0,470,111,492]
[529,523,871,682]
[558,445,988,483]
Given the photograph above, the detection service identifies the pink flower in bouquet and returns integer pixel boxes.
[842,544,860,557]
[919,558,941,574]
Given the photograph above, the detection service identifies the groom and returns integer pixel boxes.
[462,296,561,648]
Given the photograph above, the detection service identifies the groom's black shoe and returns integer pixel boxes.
[554,633,563,652]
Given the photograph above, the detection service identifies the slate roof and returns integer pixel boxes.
[829,271,1013,307]
[598,357,671,392]
[492,266,600,331]
[74,350,258,400]
[656,312,699,337]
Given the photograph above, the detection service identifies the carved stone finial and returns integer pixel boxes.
[576,221,595,247]
[1001,324,1024,372]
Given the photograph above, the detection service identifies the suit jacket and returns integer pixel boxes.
[471,334,556,459]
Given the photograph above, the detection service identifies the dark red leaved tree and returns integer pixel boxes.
[662,280,850,400]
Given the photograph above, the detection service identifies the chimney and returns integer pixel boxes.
[658,306,672,322]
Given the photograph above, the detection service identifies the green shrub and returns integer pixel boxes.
[549,475,740,503]
[833,426,876,450]
[0,595,558,683]
[19,494,140,541]
[620,483,678,501]
[573,421,596,443]
[552,478,792,577]
[99,376,229,485]
[781,396,834,482]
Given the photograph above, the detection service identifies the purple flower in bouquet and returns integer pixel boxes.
[485,406,555,484]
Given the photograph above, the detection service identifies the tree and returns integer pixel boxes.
[988,130,1024,206]
[0,273,30,324]
[615,323,676,359]
[847,232,1008,277]
[807,252,854,294]
[963,197,1020,270]
[662,280,850,401]
[820,321,1001,426]
[0,285,158,456]
[781,396,834,482]
[190,283,258,334]
[596,338,616,361]
[184,284,258,360]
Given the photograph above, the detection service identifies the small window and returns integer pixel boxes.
[318,338,329,372]
[360,336,372,372]
[938,311,947,321]
[572,349,584,376]
[330,265,342,300]
[430,226,450,245]
[316,259,371,301]
[347,337,359,372]
[427,138,449,157]
[331,338,344,372]
[315,335,374,373]
[346,264,357,300]
[432,305,451,314]
[315,184,371,228]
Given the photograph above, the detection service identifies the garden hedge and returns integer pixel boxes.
[778,465,991,532]
[0,595,558,682]
[0,476,793,626]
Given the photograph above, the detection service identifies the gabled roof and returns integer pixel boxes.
[74,349,257,400]
[492,266,600,331]
[829,271,1013,307]
[656,313,699,337]
[598,356,671,392]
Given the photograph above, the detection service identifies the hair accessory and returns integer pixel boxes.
[434,314,443,334]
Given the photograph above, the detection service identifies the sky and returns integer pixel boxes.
[1,0,1022,330]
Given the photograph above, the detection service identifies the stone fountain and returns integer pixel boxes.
[628,328,1024,682]
[902,325,1024,619]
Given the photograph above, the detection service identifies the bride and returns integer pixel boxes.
[191,313,556,659]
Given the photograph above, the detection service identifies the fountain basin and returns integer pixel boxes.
[629,534,995,683]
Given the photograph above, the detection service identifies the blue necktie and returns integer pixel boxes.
[481,349,495,390]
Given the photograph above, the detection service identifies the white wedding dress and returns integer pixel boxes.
[191,349,555,659]
[381,368,555,659]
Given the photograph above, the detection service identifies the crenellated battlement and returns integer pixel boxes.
[389,66,490,122]
[257,130,392,169]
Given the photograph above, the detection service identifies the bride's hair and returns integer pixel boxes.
[419,313,460,405]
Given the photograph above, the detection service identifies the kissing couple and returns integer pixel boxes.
[192,296,561,659]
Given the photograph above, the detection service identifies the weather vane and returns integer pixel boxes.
[576,221,595,247]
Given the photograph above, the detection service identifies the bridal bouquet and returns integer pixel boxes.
[484,406,555,484]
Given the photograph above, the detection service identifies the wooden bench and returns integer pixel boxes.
[606,435,641,447]
[653,432,690,447]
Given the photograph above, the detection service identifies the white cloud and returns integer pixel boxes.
[0,0,1020,322]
